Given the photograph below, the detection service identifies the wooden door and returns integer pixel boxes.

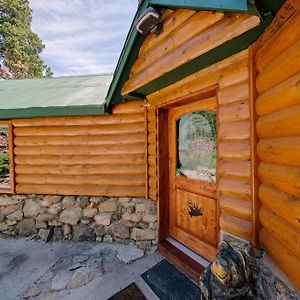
[168,97,218,261]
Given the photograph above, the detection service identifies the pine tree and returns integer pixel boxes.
[0,0,52,78]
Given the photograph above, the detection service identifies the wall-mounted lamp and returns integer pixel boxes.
[135,7,163,36]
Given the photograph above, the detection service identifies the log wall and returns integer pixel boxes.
[122,9,260,95]
[11,101,147,197]
[255,1,300,291]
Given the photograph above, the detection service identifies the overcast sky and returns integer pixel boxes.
[30,0,138,77]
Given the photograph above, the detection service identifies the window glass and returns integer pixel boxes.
[0,127,10,189]
[177,111,217,183]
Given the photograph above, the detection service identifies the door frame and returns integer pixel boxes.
[157,87,220,262]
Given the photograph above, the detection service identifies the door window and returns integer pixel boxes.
[177,111,217,183]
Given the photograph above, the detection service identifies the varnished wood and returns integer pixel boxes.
[220,195,251,221]
[219,178,251,201]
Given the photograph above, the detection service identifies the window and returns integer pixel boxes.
[177,111,217,183]
[0,121,13,193]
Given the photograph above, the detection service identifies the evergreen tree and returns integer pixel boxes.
[0,0,52,78]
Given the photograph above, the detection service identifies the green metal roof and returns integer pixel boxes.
[105,0,284,109]
[0,74,112,119]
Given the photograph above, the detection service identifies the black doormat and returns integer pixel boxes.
[108,283,147,300]
[142,259,200,300]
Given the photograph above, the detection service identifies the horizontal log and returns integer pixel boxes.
[148,156,157,167]
[220,195,251,221]
[14,144,145,156]
[219,178,251,200]
[218,160,251,179]
[258,162,300,197]
[259,207,300,259]
[14,133,145,146]
[256,72,300,116]
[12,113,145,127]
[111,101,145,115]
[15,165,146,176]
[148,122,156,133]
[132,11,224,76]
[256,38,300,94]
[218,58,249,89]
[258,137,300,167]
[259,184,300,230]
[16,174,145,187]
[220,213,252,241]
[149,188,157,201]
[219,141,250,160]
[218,81,249,105]
[219,121,250,140]
[257,104,300,138]
[148,166,156,178]
[148,133,156,144]
[15,154,145,166]
[259,228,300,291]
[149,177,157,190]
[123,14,259,94]
[16,184,145,197]
[14,123,145,137]
[256,11,300,72]
[147,111,156,122]
[148,144,156,155]
[218,100,250,123]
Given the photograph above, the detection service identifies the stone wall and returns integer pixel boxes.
[0,194,158,250]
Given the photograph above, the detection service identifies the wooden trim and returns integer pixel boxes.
[144,101,149,199]
[157,240,205,283]
[249,45,260,246]
[0,121,14,194]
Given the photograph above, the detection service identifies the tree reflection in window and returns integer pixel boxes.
[177,111,217,183]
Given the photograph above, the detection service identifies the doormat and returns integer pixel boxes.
[108,283,147,300]
[141,259,200,300]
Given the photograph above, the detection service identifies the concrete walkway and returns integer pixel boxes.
[0,236,162,300]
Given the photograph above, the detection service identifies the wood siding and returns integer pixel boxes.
[144,48,254,242]
[122,9,259,95]
[255,3,300,291]
[12,101,147,197]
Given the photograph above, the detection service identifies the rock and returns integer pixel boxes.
[90,196,105,206]
[0,196,19,206]
[136,240,153,250]
[146,200,157,215]
[143,214,157,223]
[275,278,289,295]
[76,196,90,208]
[48,203,63,215]
[103,235,113,243]
[109,221,130,239]
[131,213,142,223]
[96,237,102,242]
[48,219,63,227]
[6,220,17,226]
[73,225,95,242]
[93,224,106,237]
[131,228,156,241]
[62,196,76,208]
[63,224,72,238]
[136,203,146,213]
[83,207,98,218]
[116,246,144,264]
[23,199,41,218]
[98,200,118,213]
[1,204,20,216]
[119,197,133,208]
[149,222,157,230]
[36,220,48,229]
[39,228,53,242]
[7,210,23,221]
[122,212,132,221]
[52,227,63,240]
[11,194,27,200]
[51,271,72,291]
[67,267,90,289]
[0,222,9,231]
[73,255,90,264]
[23,284,41,298]
[94,213,112,226]
[41,195,61,207]
[17,219,37,236]
[38,270,54,283]
[0,212,4,222]
[80,217,90,225]
[37,213,55,222]
[59,207,82,225]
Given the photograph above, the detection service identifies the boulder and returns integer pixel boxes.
[109,221,130,239]
[0,196,19,206]
[83,207,98,218]
[59,207,82,225]
[7,210,23,221]
[98,200,118,213]
[131,228,156,241]
[62,196,76,208]
[41,195,61,207]
[73,225,95,242]
[17,219,37,236]
[94,213,112,226]
[39,228,53,242]
[1,204,20,216]
[76,196,90,208]
[23,199,41,218]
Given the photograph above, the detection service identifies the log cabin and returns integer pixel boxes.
[0,0,300,297]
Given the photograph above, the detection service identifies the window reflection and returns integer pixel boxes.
[177,111,216,183]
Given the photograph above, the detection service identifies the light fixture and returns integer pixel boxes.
[135,7,162,36]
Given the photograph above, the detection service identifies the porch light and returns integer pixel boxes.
[135,7,162,36]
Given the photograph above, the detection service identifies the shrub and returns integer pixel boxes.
[0,152,9,175]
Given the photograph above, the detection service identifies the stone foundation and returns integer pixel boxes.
[0,194,158,250]
[199,234,300,300]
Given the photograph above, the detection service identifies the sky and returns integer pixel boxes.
[29,0,138,77]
